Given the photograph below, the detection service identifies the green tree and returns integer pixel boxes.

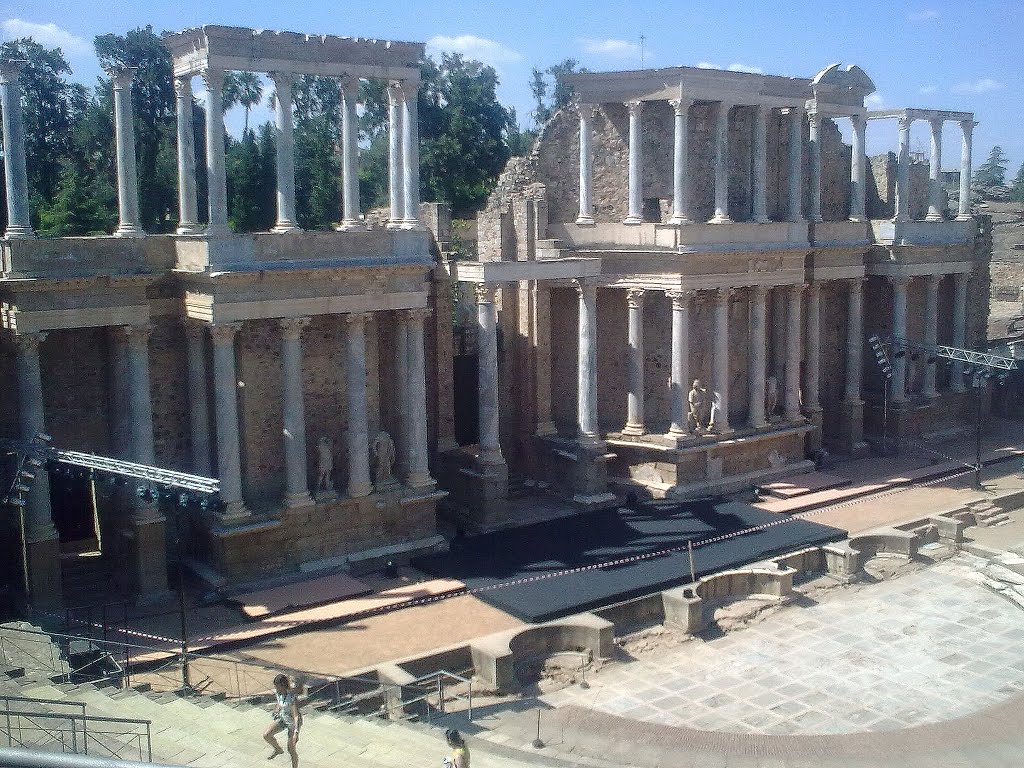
[529,59,586,129]
[1011,161,1024,203]
[36,163,117,236]
[0,39,88,226]
[223,71,264,136]
[290,75,341,228]
[94,26,177,232]
[974,145,1009,188]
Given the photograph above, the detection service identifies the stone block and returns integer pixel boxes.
[662,585,704,634]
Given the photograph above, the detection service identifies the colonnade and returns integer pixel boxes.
[888,114,975,222]
[575,100,872,226]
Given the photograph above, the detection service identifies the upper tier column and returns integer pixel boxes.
[622,288,646,436]
[923,274,941,397]
[402,308,434,489]
[15,333,55,541]
[210,323,249,520]
[850,114,867,223]
[926,118,945,221]
[270,71,299,233]
[752,105,769,223]
[894,116,913,223]
[787,107,804,223]
[337,75,362,230]
[174,76,201,234]
[400,80,421,228]
[712,288,732,433]
[807,112,823,223]
[957,120,975,220]
[476,284,504,464]
[280,317,313,508]
[748,285,768,429]
[202,68,229,235]
[784,284,803,420]
[344,312,373,498]
[623,100,643,225]
[889,276,910,402]
[669,98,693,225]
[387,82,404,227]
[0,61,34,239]
[951,272,969,392]
[709,102,733,224]
[576,280,600,444]
[576,103,595,225]
[666,290,692,437]
[108,67,144,238]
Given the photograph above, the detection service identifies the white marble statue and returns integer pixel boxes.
[373,430,396,487]
[316,436,334,493]
[765,375,779,420]
[687,379,712,432]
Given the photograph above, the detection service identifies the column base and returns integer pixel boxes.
[406,473,437,492]
[665,426,689,440]
[955,214,973,222]
[848,215,867,223]
[838,398,868,456]
[788,216,805,224]
[272,222,301,234]
[575,215,595,226]
[621,423,647,437]
[808,215,823,223]
[708,213,733,224]
[335,220,365,232]
[131,517,169,601]
[315,488,339,503]
[753,215,770,224]
[535,421,558,437]
[925,212,944,222]
[668,215,693,226]
[219,501,251,524]
[622,215,642,225]
[25,535,62,612]
[4,225,36,239]
[478,447,505,466]
[176,223,204,235]
[205,223,232,237]
[892,214,910,224]
[114,224,146,238]
[400,219,426,231]
[804,405,824,454]
[284,491,315,508]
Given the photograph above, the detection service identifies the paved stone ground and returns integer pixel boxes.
[538,552,1024,736]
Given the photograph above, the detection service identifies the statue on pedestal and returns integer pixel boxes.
[765,375,779,420]
[687,379,712,433]
[316,436,334,494]
[373,431,397,488]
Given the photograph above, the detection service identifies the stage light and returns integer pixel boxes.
[17,469,36,481]
[893,350,906,359]
[13,483,30,493]
[7,496,26,507]
[34,433,52,443]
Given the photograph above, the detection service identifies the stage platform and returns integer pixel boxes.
[413,499,847,623]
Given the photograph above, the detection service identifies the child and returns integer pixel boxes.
[264,674,301,768]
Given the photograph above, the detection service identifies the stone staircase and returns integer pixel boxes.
[966,500,1011,527]
[0,623,590,768]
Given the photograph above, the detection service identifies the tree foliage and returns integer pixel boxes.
[529,58,585,128]
[974,145,1009,188]
[1010,162,1024,203]
[223,71,264,136]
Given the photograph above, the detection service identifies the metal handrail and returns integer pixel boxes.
[1,696,86,716]
[0,746,172,768]
[1,710,152,762]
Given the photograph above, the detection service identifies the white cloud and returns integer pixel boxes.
[578,38,640,59]
[1,19,90,57]
[426,34,522,66]
[696,61,720,70]
[951,77,1004,94]
[918,85,938,95]
[727,63,762,74]
[907,9,939,21]
[865,93,885,108]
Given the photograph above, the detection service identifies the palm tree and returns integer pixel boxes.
[222,71,264,137]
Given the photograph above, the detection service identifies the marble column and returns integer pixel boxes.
[710,102,733,224]
[344,313,373,497]
[850,114,867,223]
[771,288,786,381]
[394,314,410,476]
[476,285,504,463]
[951,272,969,392]
[202,68,230,235]
[808,112,823,223]
[669,99,693,225]
[666,290,692,437]
[210,323,249,520]
[787,107,804,223]
[784,284,804,420]
[534,284,556,436]
[337,75,362,231]
[712,288,732,433]
[400,80,421,228]
[576,103,595,225]
[280,317,313,507]
[184,321,211,476]
[957,120,975,220]
[0,61,34,238]
[623,288,646,436]
[387,82,404,226]
[889,276,911,402]
[923,274,941,397]
[15,333,55,541]
[844,279,864,403]
[403,308,433,489]
[108,67,144,238]
[894,116,913,223]
[174,76,201,234]
[804,284,821,410]
[576,280,600,443]
[270,72,300,233]
[748,285,768,428]
[122,326,157,469]
[623,100,643,225]
[752,105,769,223]
[926,118,945,222]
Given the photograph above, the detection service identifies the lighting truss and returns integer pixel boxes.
[868,335,1019,379]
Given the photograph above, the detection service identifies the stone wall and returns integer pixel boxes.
[867,153,930,220]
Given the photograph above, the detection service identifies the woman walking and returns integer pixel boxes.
[442,729,470,768]
[264,674,301,768]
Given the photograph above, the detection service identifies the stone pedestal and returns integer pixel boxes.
[838,399,869,456]
[130,518,171,603]
[25,536,62,611]
[804,406,824,454]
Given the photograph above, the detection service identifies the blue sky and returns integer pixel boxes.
[5,0,1022,178]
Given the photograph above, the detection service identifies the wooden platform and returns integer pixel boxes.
[758,472,851,499]
[229,573,373,620]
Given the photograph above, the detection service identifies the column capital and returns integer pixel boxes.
[577,101,597,118]
[268,70,296,90]
[665,289,695,307]
[847,276,866,293]
[805,282,822,298]
[715,286,734,304]
[887,274,913,289]
[808,110,823,127]
[105,65,136,90]
[925,272,943,288]
[897,114,915,131]
[573,278,597,297]
[850,112,866,129]
[401,307,432,324]
[173,75,193,98]
[0,59,27,84]
[929,116,944,132]
[338,73,359,93]
[183,318,207,341]
[200,67,224,91]
[788,283,806,298]
[398,79,419,99]
[475,283,497,304]
[750,283,770,300]
[625,99,643,116]
[960,118,978,134]
[210,322,242,344]
[344,311,371,326]
[115,323,153,349]
[626,287,645,309]
[14,331,46,352]
[668,98,692,116]
[387,80,406,104]
[279,316,311,340]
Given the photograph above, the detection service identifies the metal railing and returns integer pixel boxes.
[1,696,86,718]
[1,710,152,762]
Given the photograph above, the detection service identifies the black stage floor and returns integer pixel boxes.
[413,499,847,623]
